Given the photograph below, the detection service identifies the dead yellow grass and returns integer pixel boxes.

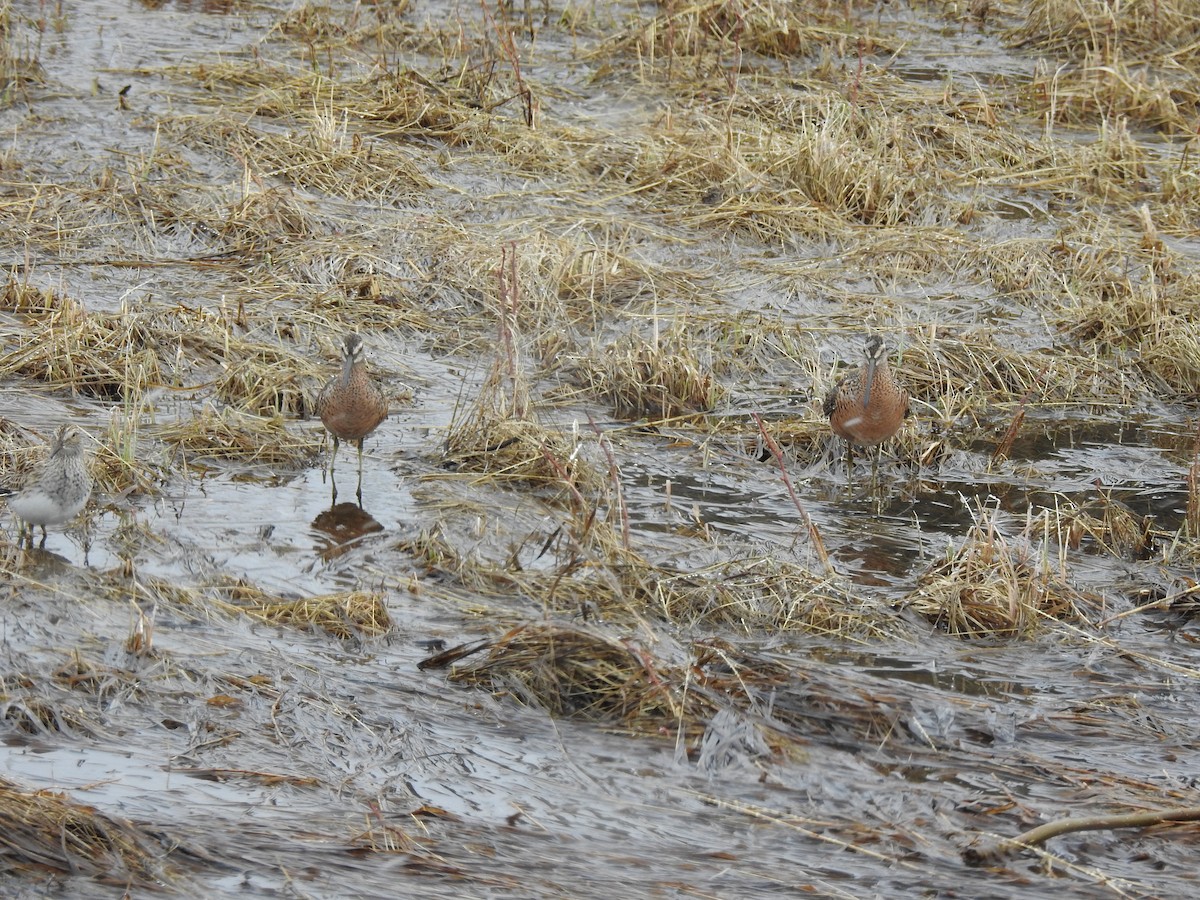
[448,622,717,733]
[156,406,322,466]
[0,299,162,401]
[907,504,1099,638]
[212,580,392,639]
[575,324,727,419]
[0,777,173,887]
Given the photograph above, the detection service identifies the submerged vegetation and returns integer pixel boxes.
[0,0,1199,895]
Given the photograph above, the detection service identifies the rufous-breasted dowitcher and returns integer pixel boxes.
[316,334,388,497]
[0,424,93,547]
[823,335,909,476]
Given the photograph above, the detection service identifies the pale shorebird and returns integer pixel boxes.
[823,335,909,477]
[0,424,93,547]
[315,333,388,501]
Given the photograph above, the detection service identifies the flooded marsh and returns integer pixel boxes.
[2,0,1200,897]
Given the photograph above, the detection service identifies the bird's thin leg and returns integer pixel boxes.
[356,438,365,507]
[38,525,47,549]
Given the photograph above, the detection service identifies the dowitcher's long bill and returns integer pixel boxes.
[0,424,94,547]
[315,333,388,497]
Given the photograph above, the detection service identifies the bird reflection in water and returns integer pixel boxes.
[312,502,383,560]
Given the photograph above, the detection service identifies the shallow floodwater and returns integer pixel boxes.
[1,2,1199,899]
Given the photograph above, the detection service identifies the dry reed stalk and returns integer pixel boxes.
[964,806,1200,867]
[990,368,1047,466]
[1188,422,1200,537]
[753,413,831,573]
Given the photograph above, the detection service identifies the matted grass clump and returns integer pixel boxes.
[577,326,727,419]
[0,680,98,738]
[402,517,893,638]
[1037,487,1156,561]
[214,338,323,417]
[601,0,896,66]
[650,555,897,639]
[1059,257,1200,395]
[444,332,603,495]
[156,406,322,467]
[906,504,1099,639]
[447,622,719,734]
[212,580,392,640]
[1005,0,1200,128]
[0,300,162,401]
[0,777,175,888]
[173,60,508,149]
[175,114,431,203]
[0,277,67,314]
[1007,0,1200,63]
[443,414,597,495]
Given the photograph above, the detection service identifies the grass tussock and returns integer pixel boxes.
[1007,1,1200,128]
[403,520,893,638]
[1041,487,1156,561]
[0,777,174,887]
[602,0,893,68]
[1007,0,1200,64]
[1023,53,1193,129]
[213,580,392,639]
[897,327,1140,415]
[538,233,651,310]
[449,622,718,733]
[652,556,897,639]
[177,114,431,202]
[0,687,93,737]
[907,504,1098,639]
[0,6,45,103]
[444,322,601,494]
[578,325,727,419]
[413,227,664,352]
[175,61,508,148]
[1061,258,1200,396]
[764,93,942,227]
[301,275,435,335]
[0,300,162,401]
[156,406,322,466]
[0,276,67,314]
[443,411,597,493]
[214,338,323,416]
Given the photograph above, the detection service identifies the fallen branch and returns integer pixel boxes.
[963,806,1200,867]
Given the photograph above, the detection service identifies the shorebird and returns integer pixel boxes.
[0,424,93,547]
[824,335,909,476]
[315,333,388,500]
